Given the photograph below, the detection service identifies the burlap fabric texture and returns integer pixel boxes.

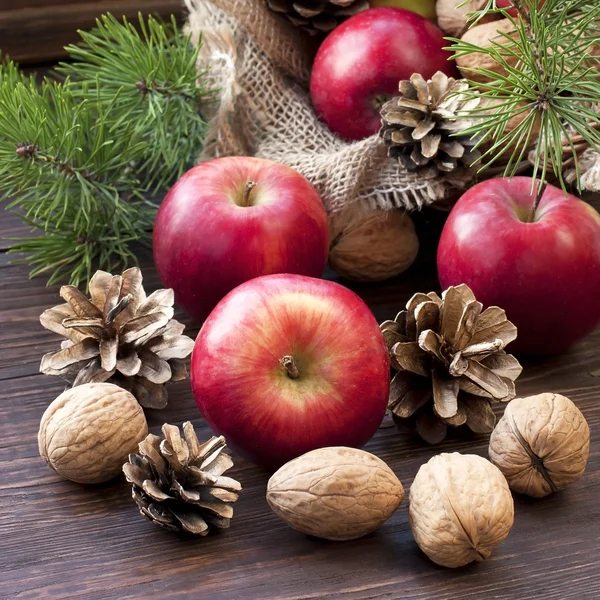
[183,0,472,215]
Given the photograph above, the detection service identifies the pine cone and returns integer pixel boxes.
[380,284,522,444]
[123,423,241,535]
[266,0,369,35]
[39,267,194,409]
[380,72,481,177]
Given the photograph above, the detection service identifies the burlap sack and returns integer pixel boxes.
[183,0,469,215]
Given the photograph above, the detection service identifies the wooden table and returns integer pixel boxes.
[2,198,599,600]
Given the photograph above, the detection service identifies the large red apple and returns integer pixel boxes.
[153,157,329,322]
[437,177,600,355]
[191,274,390,469]
[310,7,458,141]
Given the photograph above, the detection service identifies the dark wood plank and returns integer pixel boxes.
[2,184,600,596]
[0,0,183,64]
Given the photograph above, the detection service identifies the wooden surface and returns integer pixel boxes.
[1,199,600,600]
[0,0,182,64]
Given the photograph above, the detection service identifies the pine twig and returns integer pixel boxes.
[0,13,212,288]
[449,0,600,193]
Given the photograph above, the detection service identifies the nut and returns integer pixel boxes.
[38,382,148,484]
[436,0,500,38]
[478,98,541,159]
[489,393,590,498]
[409,453,514,568]
[328,204,419,283]
[266,447,404,541]
[456,19,518,85]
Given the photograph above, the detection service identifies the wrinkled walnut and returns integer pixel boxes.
[38,382,148,484]
[267,447,404,541]
[328,205,419,283]
[456,19,518,85]
[489,393,590,498]
[409,453,514,568]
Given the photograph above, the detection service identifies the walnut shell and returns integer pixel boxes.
[479,98,541,158]
[409,453,514,568]
[456,19,518,85]
[489,393,590,498]
[436,0,500,38]
[38,383,148,484]
[266,447,404,541]
[328,205,419,283]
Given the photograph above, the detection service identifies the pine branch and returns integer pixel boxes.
[0,14,212,287]
[57,13,213,191]
[450,0,600,192]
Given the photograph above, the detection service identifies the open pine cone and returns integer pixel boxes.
[266,0,369,35]
[380,284,522,444]
[39,267,194,409]
[123,423,241,535]
[380,72,481,177]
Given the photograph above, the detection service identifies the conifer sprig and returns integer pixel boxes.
[0,13,212,287]
[451,0,600,192]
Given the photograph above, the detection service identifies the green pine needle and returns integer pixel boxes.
[0,13,212,288]
[57,13,214,191]
[450,0,600,192]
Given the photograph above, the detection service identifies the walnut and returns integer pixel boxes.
[266,447,404,541]
[38,383,148,484]
[436,0,500,38]
[456,19,518,85]
[489,393,590,498]
[409,453,514,568]
[328,204,419,283]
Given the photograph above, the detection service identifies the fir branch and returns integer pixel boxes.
[0,14,211,287]
[450,0,600,192]
[57,14,213,191]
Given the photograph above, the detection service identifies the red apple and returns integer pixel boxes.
[310,7,458,141]
[191,274,390,469]
[437,177,600,355]
[153,157,329,322]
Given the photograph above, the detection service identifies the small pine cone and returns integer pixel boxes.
[266,0,369,35]
[123,423,241,535]
[380,284,522,444]
[39,267,194,409]
[380,71,481,177]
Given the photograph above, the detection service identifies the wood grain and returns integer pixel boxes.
[0,0,183,64]
[1,198,600,599]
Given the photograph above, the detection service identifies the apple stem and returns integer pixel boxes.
[527,180,547,223]
[242,181,258,207]
[280,355,300,380]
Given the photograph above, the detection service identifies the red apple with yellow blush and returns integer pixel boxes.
[191,274,390,469]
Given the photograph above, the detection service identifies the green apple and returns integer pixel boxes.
[369,0,437,20]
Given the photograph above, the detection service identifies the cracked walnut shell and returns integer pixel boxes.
[489,393,590,498]
[409,453,514,568]
[266,447,404,541]
[38,383,148,484]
